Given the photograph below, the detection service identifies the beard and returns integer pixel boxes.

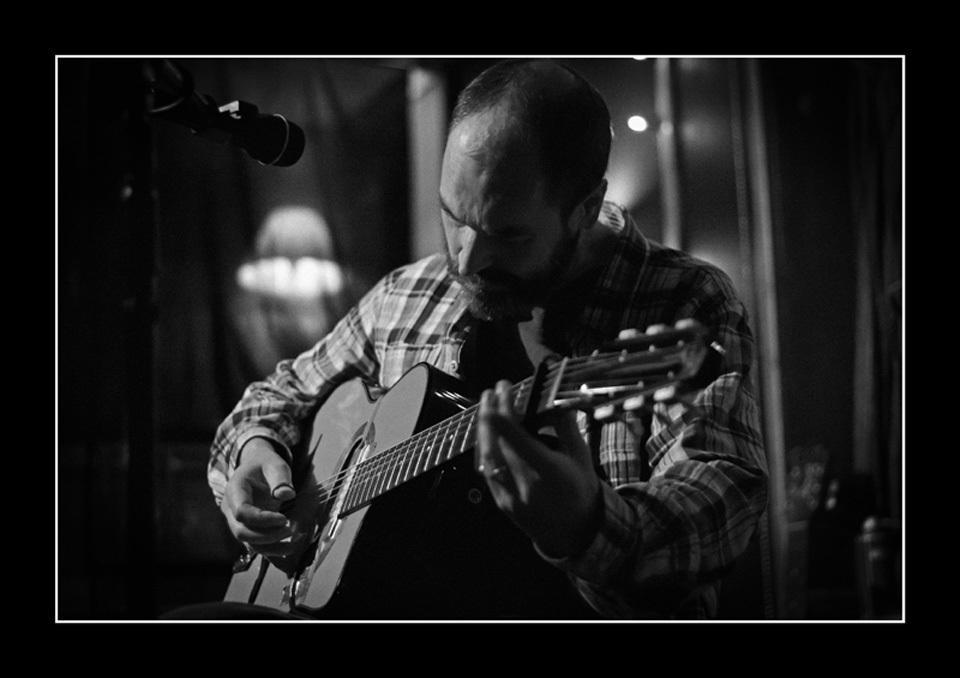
[443,228,581,322]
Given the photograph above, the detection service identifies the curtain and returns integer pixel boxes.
[850,59,902,523]
[59,58,411,446]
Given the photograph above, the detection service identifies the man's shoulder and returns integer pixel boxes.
[601,205,737,299]
[604,229,741,311]
[644,241,738,298]
[377,252,452,293]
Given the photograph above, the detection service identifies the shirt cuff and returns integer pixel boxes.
[534,481,638,586]
[233,427,294,469]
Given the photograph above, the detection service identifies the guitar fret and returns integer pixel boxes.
[402,443,415,485]
[370,455,389,499]
[384,444,404,491]
[432,420,453,469]
[302,328,710,526]
[380,450,397,493]
[348,375,568,513]
[460,413,476,455]
[400,434,417,482]
[439,415,462,465]
[456,411,474,458]
[351,461,370,508]
[408,431,424,478]
[365,459,383,503]
[342,469,360,514]
[362,454,388,506]
[364,456,386,503]
[431,425,446,469]
[417,425,438,475]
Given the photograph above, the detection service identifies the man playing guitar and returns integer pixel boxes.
[186,59,767,620]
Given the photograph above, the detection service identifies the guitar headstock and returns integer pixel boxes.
[534,318,723,422]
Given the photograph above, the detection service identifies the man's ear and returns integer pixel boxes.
[571,179,608,230]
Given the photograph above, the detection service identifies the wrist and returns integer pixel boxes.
[235,436,285,469]
[537,483,605,559]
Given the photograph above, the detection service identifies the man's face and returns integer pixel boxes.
[438,111,578,321]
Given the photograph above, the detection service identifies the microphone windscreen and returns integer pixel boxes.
[240,114,306,167]
[273,120,305,167]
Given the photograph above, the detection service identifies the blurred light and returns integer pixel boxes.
[627,115,649,133]
[238,204,347,299]
[632,57,648,61]
[237,256,345,298]
[256,206,334,260]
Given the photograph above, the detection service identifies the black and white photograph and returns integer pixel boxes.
[55,55,904,622]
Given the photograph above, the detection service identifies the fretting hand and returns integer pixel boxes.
[476,380,603,558]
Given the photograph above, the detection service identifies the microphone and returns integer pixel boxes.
[144,59,306,167]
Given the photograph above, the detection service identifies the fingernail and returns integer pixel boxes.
[272,483,294,498]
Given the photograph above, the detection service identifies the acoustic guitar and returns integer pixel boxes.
[224,319,722,619]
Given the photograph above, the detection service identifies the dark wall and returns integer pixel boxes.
[664,57,898,618]
[57,58,411,618]
[760,58,901,618]
[763,59,858,479]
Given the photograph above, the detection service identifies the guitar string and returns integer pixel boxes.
[274,351,692,511]
[271,342,698,508]
[279,352,579,505]
[339,352,684,500]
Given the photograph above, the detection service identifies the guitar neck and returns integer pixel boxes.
[335,320,711,518]
[337,376,535,516]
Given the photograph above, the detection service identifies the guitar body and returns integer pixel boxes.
[224,363,594,619]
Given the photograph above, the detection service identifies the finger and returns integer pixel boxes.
[228,519,294,544]
[484,411,546,474]
[244,531,307,556]
[262,461,296,502]
[235,502,291,529]
[477,409,516,508]
[551,410,593,464]
[495,380,517,420]
[476,389,503,474]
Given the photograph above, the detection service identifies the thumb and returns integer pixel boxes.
[262,459,296,501]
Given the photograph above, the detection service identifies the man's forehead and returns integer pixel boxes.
[449,104,534,161]
[445,133,540,195]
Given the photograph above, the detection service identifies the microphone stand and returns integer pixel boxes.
[120,59,159,618]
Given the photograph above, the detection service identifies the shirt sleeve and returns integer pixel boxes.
[207,276,388,505]
[537,268,769,619]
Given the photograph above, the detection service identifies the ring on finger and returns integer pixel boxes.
[480,464,508,480]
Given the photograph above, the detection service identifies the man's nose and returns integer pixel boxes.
[458,228,491,276]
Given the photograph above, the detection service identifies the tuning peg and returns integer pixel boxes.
[593,403,618,421]
[617,328,641,340]
[623,394,646,411]
[645,323,669,335]
[674,318,698,330]
[653,385,677,402]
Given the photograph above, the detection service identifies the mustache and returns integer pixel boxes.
[474,268,523,288]
[445,256,520,291]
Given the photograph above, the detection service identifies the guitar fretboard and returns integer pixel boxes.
[333,321,709,518]
[338,377,533,516]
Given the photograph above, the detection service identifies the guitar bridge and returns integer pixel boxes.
[280,574,311,607]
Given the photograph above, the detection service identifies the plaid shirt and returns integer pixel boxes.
[209,202,768,619]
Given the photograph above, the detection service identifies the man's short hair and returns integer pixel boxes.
[450,59,612,218]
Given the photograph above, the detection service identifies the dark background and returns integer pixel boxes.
[56,56,902,620]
